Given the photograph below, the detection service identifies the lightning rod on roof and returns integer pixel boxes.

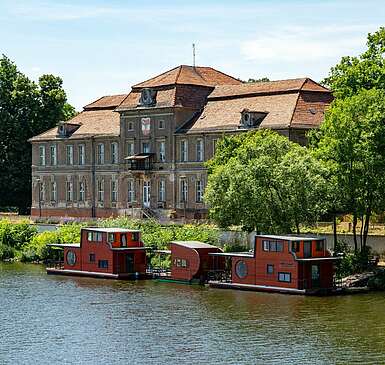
[192,43,196,68]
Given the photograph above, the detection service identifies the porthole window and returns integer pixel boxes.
[66,250,76,266]
[235,260,247,279]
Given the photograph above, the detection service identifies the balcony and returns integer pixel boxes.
[125,153,155,172]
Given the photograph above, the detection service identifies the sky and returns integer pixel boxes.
[1,0,384,110]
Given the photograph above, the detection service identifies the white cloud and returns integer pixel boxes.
[240,25,372,63]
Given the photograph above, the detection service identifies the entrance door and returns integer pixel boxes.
[304,241,312,258]
[125,253,134,273]
[311,264,320,288]
[143,181,150,208]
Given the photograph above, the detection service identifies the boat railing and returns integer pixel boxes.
[46,260,64,269]
[207,269,231,283]
[147,267,171,277]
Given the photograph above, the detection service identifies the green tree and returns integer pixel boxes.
[313,88,385,251]
[205,130,329,233]
[0,55,76,213]
[246,77,270,83]
[323,27,385,98]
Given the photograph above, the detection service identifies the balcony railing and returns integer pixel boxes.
[125,153,155,171]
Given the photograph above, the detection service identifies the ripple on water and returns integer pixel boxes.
[1,263,385,365]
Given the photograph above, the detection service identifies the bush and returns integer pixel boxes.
[20,231,61,262]
[57,222,84,243]
[0,219,37,250]
[368,270,385,290]
[0,243,16,260]
[223,243,248,252]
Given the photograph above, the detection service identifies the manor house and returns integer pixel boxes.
[29,65,332,220]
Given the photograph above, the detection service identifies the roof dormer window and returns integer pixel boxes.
[139,88,157,107]
[240,109,268,129]
[57,121,81,138]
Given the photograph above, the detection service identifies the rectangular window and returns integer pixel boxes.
[108,233,114,243]
[127,121,134,131]
[120,234,127,247]
[278,272,291,283]
[180,179,188,202]
[87,232,93,241]
[98,260,108,269]
[158,119,165,129]
[111,180,118,202]
[66,145,73,165]
[66,181,73,202]
[195,180,203,202]
[127,180,135,202]
[89,253,95,262]
[50,181,57,201]
[196,139,204,162]
[180,140,188,162]
[39,182,45,202]
[96,232,102,242]
[213,139,218,156]
[97,143,104,164]
[159,141,165,162]
[262,240,284,252]
[78,144,85,165]
[316,240,325,251]
[158,179,166,202]
[111,142,118,164]
[142,142,150,154]
[132,232,140,241]
[39,145,46,166]
[127,141,134,156]
[174,258,188,268]
[292,241,300,253]
[97,179,104,202]
[79,181,85,202]
[267,264,274,274]
[50,145,57,166]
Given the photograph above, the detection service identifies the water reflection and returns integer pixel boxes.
[1,262,385,364]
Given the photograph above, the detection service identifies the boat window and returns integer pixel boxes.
[173,258,188,268]
[108,233,115,243]
[66,250,76,266]
[262,240,283,252]
[87,232,93,241]
[132,232,140,241]
[278,272,291,282]
[89,253,95,262]
[267,264,274,274]
[98,260,108,268]
[316,240,325,251]
[121,234,127,247]
[235,260,248,278]
[96,232,103,242]
[291,241,300,253]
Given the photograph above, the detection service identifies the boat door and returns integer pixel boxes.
[304,241,312,258]
[311,264,320,288]
[143,181,150,208]
[125,253,134,273]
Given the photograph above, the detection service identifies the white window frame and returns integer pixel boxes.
[180,179,188,202]
[127,141,134,157]
[195,180,203,203]
[142,142,150,154]
[159,141,165,162]
[51,181,57,201]
[66,145,74,165]
[196,138,204,162]
[78,144,85,165]
[79,181,85,202]
[158,120,165,129]
[180,140,188,162]
[97,143,105,165]
[127,179,135,202]
[66,181,73,202]
[127,121,134,131]
[111,142,118,164]
[158,179,166,202]
[39,182,45,202]
[111,179,118,202]
[50,145,57,166]
[97,179,104,202]
[39,145,46,166]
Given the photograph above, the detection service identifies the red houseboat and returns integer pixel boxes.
[209,235,341,295]
[47,227,149,279]
[156,241,224,284]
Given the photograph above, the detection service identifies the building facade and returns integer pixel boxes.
[29,65,333,219]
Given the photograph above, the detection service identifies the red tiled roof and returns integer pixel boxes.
[209,78,330,99]
[83,94,127,110]
[132,65,241,88]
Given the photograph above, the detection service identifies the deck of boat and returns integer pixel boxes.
[46,267,149,280]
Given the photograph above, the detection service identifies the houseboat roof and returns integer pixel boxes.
[171,241,219,249]
[209,251,254,257]
[83,227,141,233]
[110,247,151,251]
[296,257,342,261]
[47,243,80,248]
[257,234,325,241]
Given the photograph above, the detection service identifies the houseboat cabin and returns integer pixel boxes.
[47,227,149,279]
[209,235,340,294]
[165,241,224,283]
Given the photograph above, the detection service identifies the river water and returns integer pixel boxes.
[1,263,385,364]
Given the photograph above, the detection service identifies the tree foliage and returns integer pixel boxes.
[205,130,329,233]
[312,88,385,251]
[0,55,76,213]
[323,27,385,98]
